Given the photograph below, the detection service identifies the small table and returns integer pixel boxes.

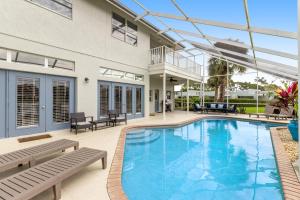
[91,118,113,130]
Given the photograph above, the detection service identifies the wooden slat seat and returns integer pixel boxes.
[0,139,79,173]
[0,147,107,200]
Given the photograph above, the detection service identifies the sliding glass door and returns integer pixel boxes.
[98,81,144,120]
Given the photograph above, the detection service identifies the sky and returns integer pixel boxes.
[120,0,297,86]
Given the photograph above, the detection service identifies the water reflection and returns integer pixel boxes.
[122,119,283,200]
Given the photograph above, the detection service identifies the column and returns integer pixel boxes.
[187,79,189,113]
[226,60,229,109]
[256,69,259,114]
[163,72,166,119]
[297,0,300,169]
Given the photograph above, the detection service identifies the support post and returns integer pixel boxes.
[187,79,189,113]
[297,0,300,170]
[256,69,259,114]
[226,60,229,109]
[163,72,166,119]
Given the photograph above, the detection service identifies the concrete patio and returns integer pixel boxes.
[0,111,290,200]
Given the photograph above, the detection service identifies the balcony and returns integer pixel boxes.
[149,46,202,81]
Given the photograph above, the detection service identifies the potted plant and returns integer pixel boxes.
[276,82,298,140]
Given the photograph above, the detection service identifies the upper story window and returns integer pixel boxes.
[28,0,72,18]
[99,67,144,82]
[112,13,138,46]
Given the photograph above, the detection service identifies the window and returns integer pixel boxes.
[0,47,75,71]
[17,77,40,128]
[112,13,138,46]
[0,49,6,61]
[28,0,72,18]
[53,80,70,123]
[99,67,144,82]
[136,88,142,113]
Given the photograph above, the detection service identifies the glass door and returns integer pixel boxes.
[135,86,144,118]
[8,72,46,137]
[0,70,6,138]
[45,76,75,131]
[113,84,123,114]
[99,82,111,118]
[126,86,134,119]
[155,89,160,112]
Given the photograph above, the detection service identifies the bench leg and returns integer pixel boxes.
[102,156,107,169]
[74,144,79,150]
[53,182,62,200]
[29,159,36,168]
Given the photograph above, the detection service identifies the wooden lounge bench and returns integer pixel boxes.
[0,139,79,173]
[0,147,107,200]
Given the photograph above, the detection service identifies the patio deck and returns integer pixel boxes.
[0,111,291,200]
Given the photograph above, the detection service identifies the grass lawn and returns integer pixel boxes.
[244,106,265,114]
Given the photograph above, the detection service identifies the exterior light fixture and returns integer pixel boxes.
[84,77,89,84]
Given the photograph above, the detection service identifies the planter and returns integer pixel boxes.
[288,120,298,141]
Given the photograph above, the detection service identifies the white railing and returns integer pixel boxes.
[149,46,201,75]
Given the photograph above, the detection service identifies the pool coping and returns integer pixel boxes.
[270,127,300,200]
[106,115,295,200]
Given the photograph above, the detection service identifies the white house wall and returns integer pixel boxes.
[0,0,152,118]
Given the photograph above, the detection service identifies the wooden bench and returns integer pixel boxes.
[0,139,79,173]
[0,147,107,200]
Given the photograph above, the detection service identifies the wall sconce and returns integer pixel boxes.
[84,77,89,84]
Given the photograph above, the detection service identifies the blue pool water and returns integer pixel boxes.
[122,119,285,200]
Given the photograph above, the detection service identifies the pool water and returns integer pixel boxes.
[122,119,284,200]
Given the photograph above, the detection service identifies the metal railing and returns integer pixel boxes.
[149,46,201,75]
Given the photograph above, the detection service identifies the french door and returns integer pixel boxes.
[8,72,74,137]
[0,70,6,138]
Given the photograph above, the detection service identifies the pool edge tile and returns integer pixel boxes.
[270,127,300,200]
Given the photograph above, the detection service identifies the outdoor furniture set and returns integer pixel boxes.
[70,110,127,134]
[193,103,238,114]
[0,139,107,200]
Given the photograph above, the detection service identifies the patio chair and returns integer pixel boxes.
[70,112,93,134]
[0,147,107,200]
[108,110,127,126]
[0,139,79,173]
[193,103,201,112]
[248,104,278,118]
[226,104,238,114]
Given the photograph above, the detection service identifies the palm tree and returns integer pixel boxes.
[207,40,249,102]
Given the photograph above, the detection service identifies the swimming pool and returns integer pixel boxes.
[122,119,284,200]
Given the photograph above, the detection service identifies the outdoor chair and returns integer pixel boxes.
[108,110,127,126]
[248,104,279,119]
[193,103,201,112]
[0,139,78,173]
[70,112,93,134]
[226,104,238,114]
[0,147,107,200]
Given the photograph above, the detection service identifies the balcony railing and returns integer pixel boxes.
[149,46,201,75]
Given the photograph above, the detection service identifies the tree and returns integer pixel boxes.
[207,40,248,102]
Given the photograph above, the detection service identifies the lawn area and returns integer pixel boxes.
[244,106,265,114]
